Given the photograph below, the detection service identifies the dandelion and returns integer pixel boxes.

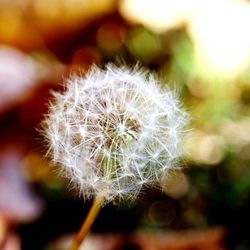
[42,64,188,249]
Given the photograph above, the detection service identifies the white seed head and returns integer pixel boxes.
[43,64,188,202]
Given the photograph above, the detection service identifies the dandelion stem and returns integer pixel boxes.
[69,194,104,250]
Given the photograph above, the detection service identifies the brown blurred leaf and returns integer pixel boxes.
[131,227,226,250]
[52,233,124,250]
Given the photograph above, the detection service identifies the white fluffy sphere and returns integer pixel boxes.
[43,64,188,201]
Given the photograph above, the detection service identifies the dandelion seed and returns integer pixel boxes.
[42,64,188,202]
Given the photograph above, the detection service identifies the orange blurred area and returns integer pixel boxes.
[52,228,225,250]
[0,0,115,50]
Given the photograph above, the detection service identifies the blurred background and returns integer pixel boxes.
[0,0,250,249]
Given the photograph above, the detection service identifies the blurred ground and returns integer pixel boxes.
[0,0,249,250]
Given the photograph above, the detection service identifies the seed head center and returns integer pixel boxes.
[116,123,126,135]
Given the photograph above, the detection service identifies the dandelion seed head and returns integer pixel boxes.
[43,64,188,202]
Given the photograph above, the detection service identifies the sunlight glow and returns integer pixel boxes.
[188,0,250,78]
[120,0,250,78]
[119,0,189,33]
